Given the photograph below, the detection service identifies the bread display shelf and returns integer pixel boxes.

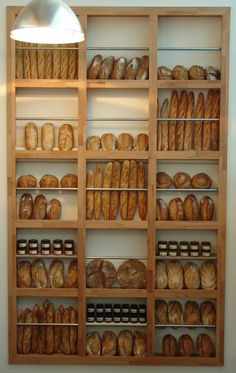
[154,289,217,299]
[155,324,216,328]
[15,150,78,160]
[17,322,78,326]
[85,221,148,229]
[15,79,81,88]
[86,256,146,260]
[16,187,78,191]
[155,255,217,260]
[87,322,147,327]
[157,81,221,89]
[86,289,147,298]
[16,254,78,259]
[15,220,78,229]
[87,187,148,191]
[155,221,218,230]
[16,288,78,297]
[156,188,218,192]
[87,80,149,89]
[156,151,220,160]
[86,151,149,160]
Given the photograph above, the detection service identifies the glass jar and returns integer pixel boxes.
[113,304,121,323]
[130,304,138,323]
[28,239,38,255]
[157,241,168,256]
[64,239,74,256]
[138,304,147,323]
[168,241,178,257]
[41,239,51,255]
[190,241,200,257]
[201,241,211,257]
[53,239,63,255]
[179,241,189,257]
[17,239,27,255]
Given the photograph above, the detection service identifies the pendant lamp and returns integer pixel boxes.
[10,0,85,44]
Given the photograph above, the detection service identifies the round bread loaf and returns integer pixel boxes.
[200,261,217,289]
[86,332,101,356]
[117,259,146,289]
[191,173,212,189]
[200,196,214,221]
[156,172,172,189]
[60,174,78,188]
[133,133,149,151]
[156,198,168,220]
[205,66,221,80]
[189,65,206,80]
[32,194,47,219]
[86,259,116,288]
[172,65,188,80]
[162,334,177,356]
[65,259,78,288]
[155,262,168,289]
[19,193,33,219]
[117,330,133,356]
[200,301,216,325]
[101,331,117,356]
[101,133,117,151]
[25,122,38,150]
[184,301,200,325]
[168,301,183,324]
[155,300,168,324]
[117,133,134,151]
[58,124,74,151]
[48,259,64,288]
[168,197,184,221]
[184,262,200,289]
[39,174,59,188]
[133,331,147,356]
[178,334,193,356]
[157,66,172,80]
[46,199,61,220]
[167,261,183,289]
[196,333,214,357]
[17,261,32,288]
[17,175,37,188]
[173,172,191,188]
[87,54,102,79]
[31,259,48,288]
[86,135,101,151]
[41,122,55,150]
[183,194,199,221]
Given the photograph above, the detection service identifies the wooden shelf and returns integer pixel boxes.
[16,288,78,297]
[85,220,148,229]
[16,254,78,259]
[157,80,221,89]
[156,151,220,160]
[15,150,78,160]
[87,79,149,89]
[15,79,81,88]
[15,220,78,229]
[154,289,217,299]
[86,151,149,160]
[87,322,147,327]
[155,221,218,230]
[155,255,217,260]
[86,289,147,298]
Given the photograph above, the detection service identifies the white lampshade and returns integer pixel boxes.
[10,0,85,44]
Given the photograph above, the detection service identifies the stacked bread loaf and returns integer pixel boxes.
[158,65,220,80]
[86,133,149,151]
[155,260,217,289]
[17,173,78,188]
[162,333,214,357]
[19,193,61,220]
[17,300,78,354]
[157,90,220,151]
[17,259,78,288]
[87,55,149,80]
[86,330,147,356]
[15,42,78,80]
[86,161,147,220]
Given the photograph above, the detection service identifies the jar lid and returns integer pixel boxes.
[53,239,63,244]
[179,241,189,245]
[29,239,38,243]
[201,241,211,245]
[17,239,27,243]
[169,241,178,245]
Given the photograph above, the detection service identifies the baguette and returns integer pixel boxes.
[69,307,78,354]
[44,48,53,79]
[54,306,63,353]
[30,43,38,79]
[62,308,70,355]
[60,45,69,79]
[87,55,102,79]
[211,90,220,150]
[111,57,127,79]
[17,309,24,353]
[102,162,113,220]
[157,98,162,150]
[46,302,54,354]
[31,304,39,353]
[94,164,103,220]
[183,91,194,150]
[120,160,130,220]
[194,92,205,151]
[202,90,214,150]
[127,160,138,220]
[138,162,147,220]
[38,304,46,354]
[161,98,169,151]
[15,41,23,79]
[52,45,61,79]
[23,44,31,79]
[168,91,178,151]
[86,169,94,220]
[110,161,121,220]
[68,43,78,79]
[37,44,45,79]
[23,309,32,354]
[176,90,187,150]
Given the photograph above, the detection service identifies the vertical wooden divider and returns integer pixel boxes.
[77,13,87,356]
[7,8,17,363]
[146,12,157,355]
[216,8,230,365]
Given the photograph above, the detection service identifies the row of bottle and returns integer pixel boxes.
[87,303,147,324]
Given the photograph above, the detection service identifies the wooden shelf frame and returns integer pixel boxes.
[7,5,229,366]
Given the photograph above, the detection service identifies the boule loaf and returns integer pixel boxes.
[184,262,200,289]
[184,301,200,325]
[32,194,47,219]
[19,193,33,219]
[158,66,172,80]
[117,259,146,289]
[156,172,172,189]
[101,331,117,356]
[48,259,64,288]
[17,261,32,288]
[200,196,214,221]
[31,259,48,288]
[17,175,37,188]
[196,333,214,357]
[183,194,199,221]
[101,133,116,151]
[133,331,147,356]
[155,262,168,289]
[65,259,78,288]
[86,135,101,151]
[168,197,184,221]
[162,334,177,356]
[172,65,188,80]
[117,330,133,356]
[136,55,149,80]
[60,173,77,188]
[117,133,133,151]
[178,334,193,356]
[167,261,183,289]
[168,301,183,324]
[191,173,212,189]
[200,261,217,289]
[173,172,191,189]
[125,57,140,79]
[189,65,205,80]
[58,124,74,151]
[46,199,61,220]
[156,198,168,220]
[200,301,216,325]
[155,300,168,324]
[86,259,116,288]
[86,332,101,356]
[39,174,59,188]
[133,133,149,151]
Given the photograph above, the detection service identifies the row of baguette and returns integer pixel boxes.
[15,42,78,80]
[17,300,78,355]
[158,90,220,151]
[19,193,61,220]
[17,259,77,289]
[155,300,216,325]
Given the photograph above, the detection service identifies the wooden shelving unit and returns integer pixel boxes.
[7,6,229,366]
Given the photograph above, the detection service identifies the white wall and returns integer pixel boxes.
[0,0,236,372]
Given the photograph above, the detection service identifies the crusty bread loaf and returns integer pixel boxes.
[69,307,78,354]
[125,57,140,79]
[202,90,214,151]
[189,65,205,80]
[17,261,32,288]
[32,194,47,220]
[111,57,127,80]
[44,48,53,79]
[68,43,78,79]
[45,302,54,354]
[156,198,168,220]
[23,309,33,354]
[176,90,187,150]
[19,193,33,219]
[191,173,212,189]
[184,262,200,289]
[168,301,183,324]
[87,55,102,79]
[118,330,133,356]
[101,133,116,151]
[184,301,200,325]
[60,174,78,188]
[211,90,220,150]
[133,331,147,356]
[94,164,103,220]
[46,199,61,220]
[101,331,117,356]
[155,300,168,324]
[168,91,178,151]
[31,304,39,353]
[205,66,220,80]
[52,45,61,79]
[194,92,205,151]
[117,259,146,289]
[196,333,214,357]
[65,259,78,288]
[86,169,94,220]
[172,65,188,80]
[62,308,70,355]
[162,334,177,356]
[183,194,199,221]
[31,259,48,288]
[168,198,184,221]
[120,160,130,220]
[117,133,133,151]
[41,123,55,151]
[60,45,69,79]
[173,172,191,189]
[127,160,137,220]
[86,259,116,288]
[102,162,113,220]
[200,301,216,325]
[86,135,101,151]
[86,332,101,356]
[157,98,162,151]
[178,334,193,356]
[25,122,38,150]
[37,44,45,79]
[183,91,194,150]
[200,261,217,289]
[17,175,37,188]
[167,261,183,289]
[155,262,168,289]
[156,172,172,189]
[98,56,114,79]
[200,196,214,221]
[49,259,64,288]
[160,98,169,151]
[38,304,46,354]
[39,174,59,188]
[53,305,63,353]
[58,124,74,151]
[158,66,172,80]
[136,55,149,80]
[133,133,149,151]
[137,162,147,220]
[15,41,24,79]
